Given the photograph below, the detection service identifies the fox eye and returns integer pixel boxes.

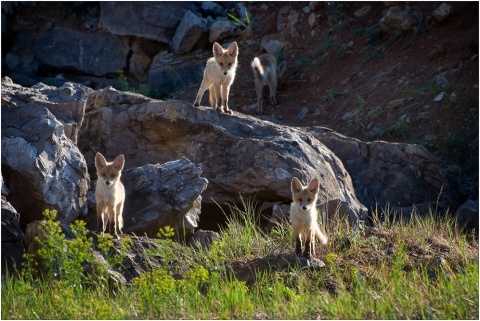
[219,63,224,66]
[228,63,232,66]
[307,198,312,202]
[101,173,106,178]
[110,174,116,178]
[298,198,303,202]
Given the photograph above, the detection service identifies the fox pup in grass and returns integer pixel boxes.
[290,177,328,258]
[193,41,238,114]
[251,53,286,115]
[95,152,125,238]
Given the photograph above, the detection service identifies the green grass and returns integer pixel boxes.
[2,204,478,319]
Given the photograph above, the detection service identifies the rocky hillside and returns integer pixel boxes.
[1,2,478,208]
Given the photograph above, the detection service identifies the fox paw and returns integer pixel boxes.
[193,102,200,107]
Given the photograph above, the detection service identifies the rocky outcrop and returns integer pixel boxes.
[1,197,25,273]
[33,28,129,77]
[121,157,208,237]
[1,80,93,143]
[99,2,197,44]
[78,87,367,225]
[1,90,89,228]
[308,127,452,215]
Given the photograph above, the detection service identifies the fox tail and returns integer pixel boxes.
[315,226,328,245]
[251,57,264,78]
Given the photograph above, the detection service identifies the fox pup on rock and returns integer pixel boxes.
[290,177,328,258]
[95,152,125,238]
[193,41,238,114]
[251,53,286,115]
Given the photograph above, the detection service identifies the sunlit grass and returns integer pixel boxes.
[2,204,478,319]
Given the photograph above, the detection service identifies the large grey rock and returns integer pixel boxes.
[1,103,89,229]
[120,157,208,237]
[78,87,367,223]
[172,11,208,54]
[1,81,93,143]
[148,51,205,97]
[1,197,25,273]
[99,2,196,44]
[308,127,452,215]
[33,28,129,77]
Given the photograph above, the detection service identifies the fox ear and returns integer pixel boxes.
[291,177,303,194]
[277,61,286,77]
[227,42,238,57]
[308,178,319,194]
[213,42,224,57]
[95,152,107,169]
[113,154,125,171]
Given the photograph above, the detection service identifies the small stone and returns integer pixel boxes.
[354,5,371,17]
[308,13,317,28]
[297,107,308,120]
[433,91,445,102]
[433,3,452,22]
[425,134,437,141]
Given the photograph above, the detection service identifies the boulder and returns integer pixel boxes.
[455,199,478,230]
[119,157,208,237]
[148,51,205,97]
[1,103,89,229]
[172,11,208,54]
[1,197,25,273]
[33,28,129,77]
[78,87,367,225]
[308,127,452,215]
[99,2,197,44]
[209,20,237,43]
[1,81,93,143]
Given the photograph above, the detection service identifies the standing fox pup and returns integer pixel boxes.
[251,53,286,115]
[95,152,125,238]
[193,42,239,114]
[290,177,328,258]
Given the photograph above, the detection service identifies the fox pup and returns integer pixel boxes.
[95,152,125,238]
[251,53,286,115]
[290,177,328,258]
[193,42,238,114]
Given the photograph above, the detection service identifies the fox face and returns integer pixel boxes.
[291,177,319,211]
[95,153,124,187]
[213,41,238,76]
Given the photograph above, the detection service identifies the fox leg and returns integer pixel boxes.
[115,201,124,237]
[303,229,315,259]
[267,76,278,106]
[221,82,233,114]
[210,84,219,110]
[293,225,303,256]
[107,205,116,236]
[96,202,106,235]
[255,79,264,115]
[193,78,211,107]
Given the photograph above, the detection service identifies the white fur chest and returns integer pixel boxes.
[95,179,123,204]
[290,203,317,228]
